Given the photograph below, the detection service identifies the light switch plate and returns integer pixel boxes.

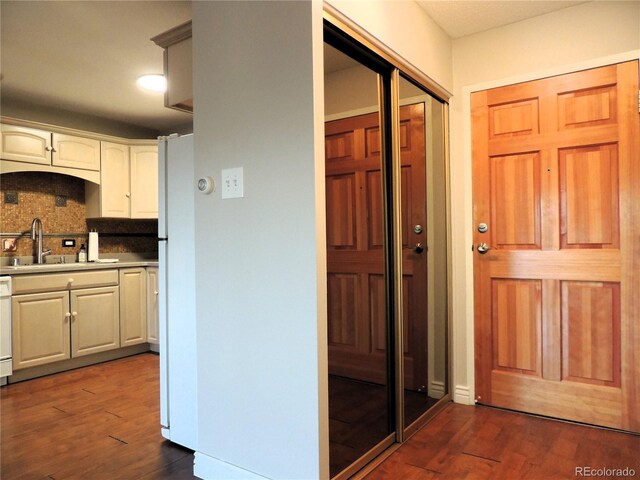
[221,167,244,199]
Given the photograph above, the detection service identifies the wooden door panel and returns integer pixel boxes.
[326,131,354,161]
[370,274,386,354]
[491,153,541,248]
[560,144,619,248]
[489,99,540,138]
[367,171,384,249]
[493,279,541,375]
[326,174,357,249]
[558,85,616,129]
[473,61,639,432]
[561,281,621,386]
[328,273,359,348]
[365,126,380,157]
[399,119,411,150]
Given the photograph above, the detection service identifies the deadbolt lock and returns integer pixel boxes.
[478,223,488,233]
[414,224,423,234]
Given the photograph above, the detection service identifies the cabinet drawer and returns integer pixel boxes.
[12,269,118,294]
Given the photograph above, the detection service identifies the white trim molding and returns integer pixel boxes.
[194,452,270,480]
[453,385,473,405]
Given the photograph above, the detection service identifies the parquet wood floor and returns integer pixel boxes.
[2,354,638,479]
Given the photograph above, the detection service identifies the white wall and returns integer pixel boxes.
[449,1,640,404]
[326,0,453,93]
[192,2,327,479]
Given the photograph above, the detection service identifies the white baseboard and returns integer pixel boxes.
[194,452,269,480]
[453,385,474,405]
[428,380,445,399]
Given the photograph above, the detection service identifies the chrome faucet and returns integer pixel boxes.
[31,217,51,264]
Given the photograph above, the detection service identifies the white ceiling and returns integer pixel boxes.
[1,1,590,133]
[416,0,587,39]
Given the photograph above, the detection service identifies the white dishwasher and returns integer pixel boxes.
[0,277,12,384]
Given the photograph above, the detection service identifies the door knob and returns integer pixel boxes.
[477,243,490,254]
[414,243,424,253]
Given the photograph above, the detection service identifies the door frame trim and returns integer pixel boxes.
[460,49,640,406]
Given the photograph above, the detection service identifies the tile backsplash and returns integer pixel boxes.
[0,172,157,257]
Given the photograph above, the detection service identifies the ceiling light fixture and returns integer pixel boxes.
[137,74,167,93]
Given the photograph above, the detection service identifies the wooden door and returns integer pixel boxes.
[472,61,640,432]
[326,103,427,388]
[71,286,120,357]
[12,291,70,369]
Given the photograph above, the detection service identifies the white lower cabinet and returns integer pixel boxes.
[71,286,120,357]
[12,291,71,369]
[119,268,147,347]
[12,285,120,370]
[146,267,159,345]
[10,266,155,372]
[11,269,120,370]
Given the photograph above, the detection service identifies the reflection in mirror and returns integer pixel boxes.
[398,76,448,429]
[324,43,391,477]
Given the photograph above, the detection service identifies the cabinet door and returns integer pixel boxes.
[12,291,70,369]
[70,286,120,357]
[119,268,147,346]
[146,268,159,345]
[0,124,52,165]
[99,142,131,217]
[52,133,100,171]
[130,145,158,219]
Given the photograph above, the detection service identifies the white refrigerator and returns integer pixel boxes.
[158,134,197,450]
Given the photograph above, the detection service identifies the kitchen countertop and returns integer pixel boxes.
[0,260,158,276]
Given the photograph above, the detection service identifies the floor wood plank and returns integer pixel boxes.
[1,353,198,480]
[3,354,638,479]
[365,404,640,480]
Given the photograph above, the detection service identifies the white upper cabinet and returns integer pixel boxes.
[1,124,52,165]
[86,142,157,219]
[52,133,100,171]
[1,124,100,171]
[130,145,158,219]
[151,21,193,113]
[97,142,131,218]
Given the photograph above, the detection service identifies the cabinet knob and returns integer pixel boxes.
[45,145,54,152]
[65,312,71,319]
[126,192,131,198]
[68,278,74,283]
[154,290,159,296]
[72,311,78,319]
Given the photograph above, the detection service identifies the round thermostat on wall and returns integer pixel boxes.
[197,176,215,194]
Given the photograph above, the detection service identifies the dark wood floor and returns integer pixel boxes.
[2,354,638,479]
[1,353,196,480]
[329,375,439,476]
[366,404,640,480]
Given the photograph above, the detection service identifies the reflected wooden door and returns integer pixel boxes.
[326,104,427,389]
[472,61,640,431]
